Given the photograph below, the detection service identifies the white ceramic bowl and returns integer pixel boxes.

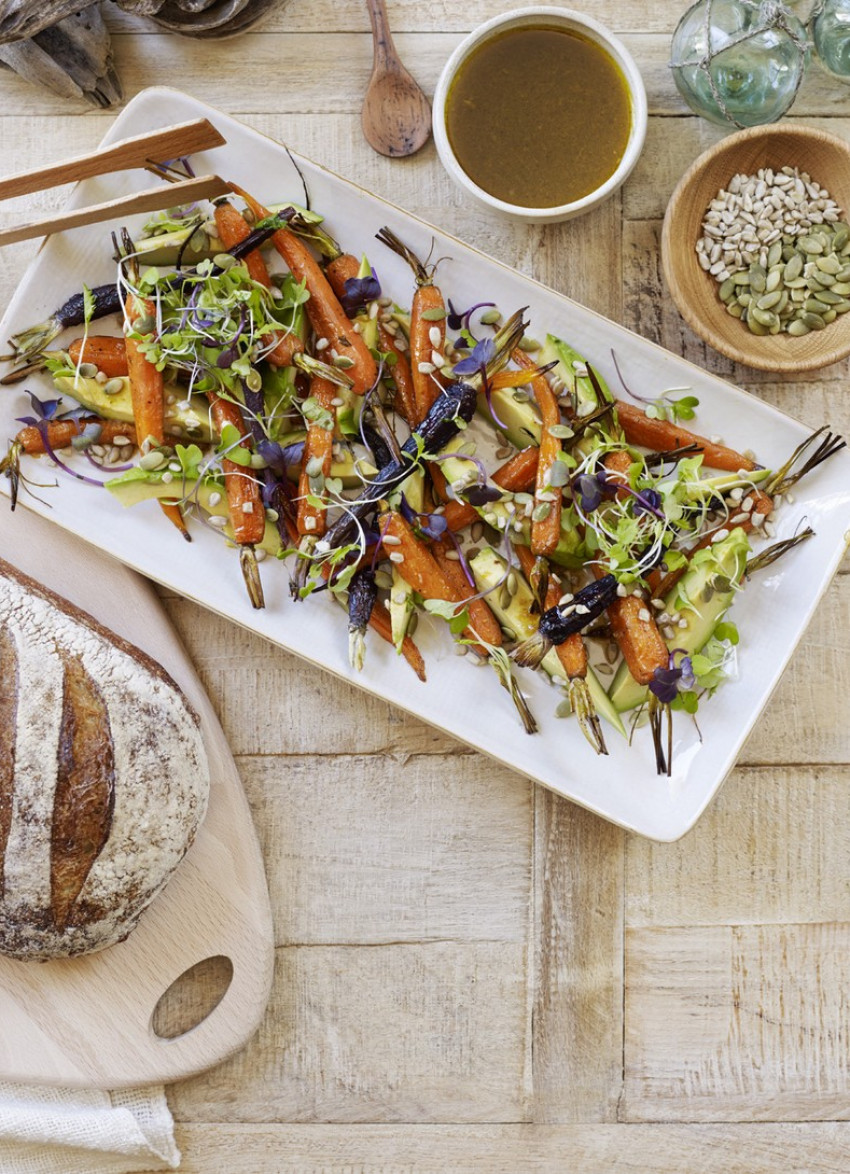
[433,7,648,224]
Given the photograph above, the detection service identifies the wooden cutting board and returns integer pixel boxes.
[0,505,275,1089]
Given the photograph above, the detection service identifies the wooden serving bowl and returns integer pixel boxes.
[662,124,850,372]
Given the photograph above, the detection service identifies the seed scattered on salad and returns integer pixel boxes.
[0,195,844,776]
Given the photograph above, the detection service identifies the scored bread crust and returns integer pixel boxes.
[0,557,210,962]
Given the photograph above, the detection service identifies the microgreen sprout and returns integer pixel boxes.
[611,349,699,424]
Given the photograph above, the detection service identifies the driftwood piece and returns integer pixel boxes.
[0,0,281,43]
[0,5,121,106]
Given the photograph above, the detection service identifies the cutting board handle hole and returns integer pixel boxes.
[151,954,234,1040]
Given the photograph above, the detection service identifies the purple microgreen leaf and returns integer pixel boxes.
[341,272,382,316]
[463,484,503,506]
[648,665,682,705]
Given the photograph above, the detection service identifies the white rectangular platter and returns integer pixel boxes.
[2,87,849,841]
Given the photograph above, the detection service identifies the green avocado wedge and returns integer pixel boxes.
[52,370,214,443]
[608,527,751,713]
[469,546,626,738]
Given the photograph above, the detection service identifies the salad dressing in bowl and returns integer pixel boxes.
[432,7,648,223]
[445,25,632,209]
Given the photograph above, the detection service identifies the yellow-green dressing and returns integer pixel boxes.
[446,26,633,209]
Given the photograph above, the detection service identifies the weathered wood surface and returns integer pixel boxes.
[1,0,849,1169]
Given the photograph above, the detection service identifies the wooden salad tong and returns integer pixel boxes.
[0,118,230,247]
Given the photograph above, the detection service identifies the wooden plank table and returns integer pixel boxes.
[1,1,849,1169]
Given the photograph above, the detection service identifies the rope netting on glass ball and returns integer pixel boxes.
[670,0,811,127]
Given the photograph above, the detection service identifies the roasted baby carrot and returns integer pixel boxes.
[368,604,427,681]
[380,507,487,650]
[124,290,188,540]
[515,545,587,680]
[297,375,337,537]
[379,324,418,426]
[375,227,445,425]
[15,417,138,454]
[231,185,378,395]
[214,200,304,369]
[68,335,128,377]
[616,401,756,472]
[206,393,265,547]
[432,537,502,651]
[592,564,667,686]
[325,252,360,302]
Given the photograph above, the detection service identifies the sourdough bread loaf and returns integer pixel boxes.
[0,557,210,961]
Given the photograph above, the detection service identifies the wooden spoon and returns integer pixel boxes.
[362,0,432,158]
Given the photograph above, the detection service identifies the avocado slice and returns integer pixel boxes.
[539,334,612,420]
[53,370,214,443]
[389,565,417,651]
[133,224,223,267]
[469,547,626,738]
[478,386,542,449]
[608,527,751,712]
[104,470,284,555]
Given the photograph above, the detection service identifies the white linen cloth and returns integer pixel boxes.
[0,1082,180,1172]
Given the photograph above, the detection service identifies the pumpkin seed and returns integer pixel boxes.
[749,263,767,293]
[804,297,831,314]
[816,253,842,275]
[803,311,827,330]
[718,277,736,302]
[824,309,838,323]
[798,235,825,254]
[757,291,782,310]
[103,377,125,396]
[767,241,783,267]
[751,306,779,328]
[787,318,810,336]
[833,226,850,251]
[747,316,768,335]
[139,450,166,471]
[835,299,850,313]
[832,281,850,294]
[766,267,782,292]
[812,288,842,304]
[814,269,836,286]
[784,253,804,281]
[726,302,744,318]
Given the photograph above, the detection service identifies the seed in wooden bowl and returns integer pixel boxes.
[696,166,850,336]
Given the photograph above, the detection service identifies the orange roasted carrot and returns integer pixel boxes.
[214,201,270,287]
[432,537,502,650]
[206,393,265,547]
[408,283,446,425]
[443,446,540,531]
[213,201,304,369]
[325,252,360,303]
[603,448,634,498]
[381,508,486,650]
[368,604,427,681]
[592,564,667,686]
[513,348,562,556]
[231,185,378,395]
[297,375,337,537]
[16,417,138,454]
[375,227,445,425]
[68,336,128,377]
[616,400,756,472]
[515,545,587,680]
[379,324,418,426]
[124,291,188,540]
